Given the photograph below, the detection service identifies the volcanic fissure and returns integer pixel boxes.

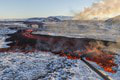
[0,29,118,80]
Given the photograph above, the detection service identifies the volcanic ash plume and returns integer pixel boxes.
[75,0,120,20]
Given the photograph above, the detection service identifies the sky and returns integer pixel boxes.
[0,0,100,19]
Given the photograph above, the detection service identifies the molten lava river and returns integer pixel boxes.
[0,29,118,73]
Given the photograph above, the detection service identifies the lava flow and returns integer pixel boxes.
[0,29,118,73]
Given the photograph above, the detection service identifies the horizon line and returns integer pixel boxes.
[0,15,74,19]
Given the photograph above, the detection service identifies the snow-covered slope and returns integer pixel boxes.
[0,28,17,48]
[26,17,61,22]
[26,16,73,22]
[105,15,120,30]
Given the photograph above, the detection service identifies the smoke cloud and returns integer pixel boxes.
[75,0,120,20]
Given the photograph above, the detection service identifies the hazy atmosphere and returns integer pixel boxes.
[0,0,100,19]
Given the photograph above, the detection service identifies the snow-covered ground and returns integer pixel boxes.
[0,52,103,80]
[0,28,16,48]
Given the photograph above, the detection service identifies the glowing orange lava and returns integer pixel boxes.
[84,43,117,73]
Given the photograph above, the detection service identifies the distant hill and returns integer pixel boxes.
[0,16,73,22]
[26,16,61,22]
[104,15,120,29]
[26,16,73,22]
[52,16,73,20]
[105,15,120,24]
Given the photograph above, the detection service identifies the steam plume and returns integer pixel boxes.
[75,0,120,20]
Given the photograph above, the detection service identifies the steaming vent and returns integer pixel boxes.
[75,0,120,20]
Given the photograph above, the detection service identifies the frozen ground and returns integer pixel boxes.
[0,28,16,48]
[0,25,120,80]
[0,52,102,80]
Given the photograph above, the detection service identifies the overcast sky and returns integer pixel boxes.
[0,0,100,19]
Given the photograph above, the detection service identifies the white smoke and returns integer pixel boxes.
[75,0,120,20]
